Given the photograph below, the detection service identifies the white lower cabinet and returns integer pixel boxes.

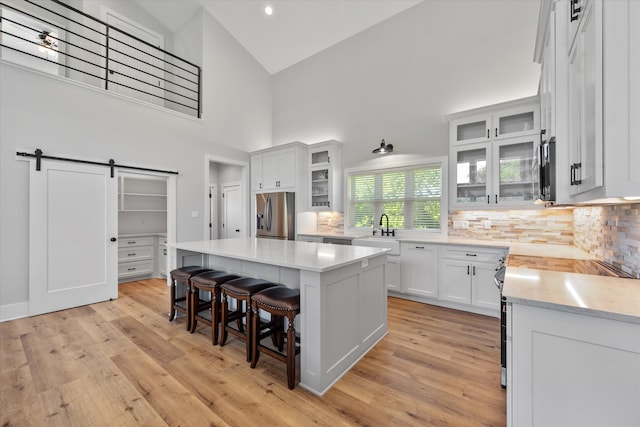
[118,235,156,282]
[158,237,167,277]
[384,255,401,292]
[391,242,505,317]
[400,243,438,298]
[439,245,505,315]
[508,303,640,427]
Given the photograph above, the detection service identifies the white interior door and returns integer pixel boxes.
[29,160,118,316]
[222,184,242,238]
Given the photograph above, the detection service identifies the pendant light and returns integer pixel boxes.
[372,139,393,154]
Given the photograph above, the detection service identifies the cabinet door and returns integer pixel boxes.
[568,0,603,195]
[439,259,471,304]
[310,147,332,166]
[261,151,279,190]
[492,104,539,140]
[385,256,401,292]
[310,167,331,208]
[451,114,491,145]
[471,261,500,311]
[250,155,263,191]
[276,149,296,189]
[401,244,438,298]
[493,136,537,206]
[450,143,492,208]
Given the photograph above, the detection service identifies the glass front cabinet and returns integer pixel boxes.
[308,140,342,211]
[448,97,540,209]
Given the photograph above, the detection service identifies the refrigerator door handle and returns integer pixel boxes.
[265,196,272,232]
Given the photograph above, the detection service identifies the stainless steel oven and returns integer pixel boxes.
[494,258,507,388]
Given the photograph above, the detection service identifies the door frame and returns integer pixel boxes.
[203,154,249,240]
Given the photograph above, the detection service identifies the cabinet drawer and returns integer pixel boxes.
[440,246,504,263]
[118,246,153,262]
[119,236,155,247]
[118,259,154,278]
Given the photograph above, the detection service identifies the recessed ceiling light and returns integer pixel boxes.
[264,5,273,16]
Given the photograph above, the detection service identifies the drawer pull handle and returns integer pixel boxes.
[415,246,425,249]
[128,241,136,244]
[128,253,136,256]
[128,267,136,271]
[465,253,477,257]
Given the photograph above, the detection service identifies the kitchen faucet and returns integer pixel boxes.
[379,214,395,237]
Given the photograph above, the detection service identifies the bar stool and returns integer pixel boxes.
[250,286,301,389]
[169,266,211,330]
[219,278,279,362]
[189,270,241,345]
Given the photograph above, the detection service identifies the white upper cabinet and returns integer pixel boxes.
[567,0,603,195]
[308,140,342,211]
[251,145,303,192]
[447,97,540,210]
[535,0,640,202]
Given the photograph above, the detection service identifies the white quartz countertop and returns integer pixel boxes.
[503,267,640,323]
[346,234,592,260]
[169,238,389,273]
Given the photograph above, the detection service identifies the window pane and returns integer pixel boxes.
[414,200,441,229]
[352,202,374,228]
[382,172,405,200]
[348,164,443,231]
[381,202,404,229]
[414,168,441,197]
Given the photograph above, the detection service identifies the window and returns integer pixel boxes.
[347,163,444,232]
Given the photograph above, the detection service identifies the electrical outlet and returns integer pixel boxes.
[484,220,492,230]
[453,221,469,229]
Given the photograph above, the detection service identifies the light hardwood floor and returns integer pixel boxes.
[1,278,506,426]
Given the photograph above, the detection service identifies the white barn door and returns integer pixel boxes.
[29,160,118,316]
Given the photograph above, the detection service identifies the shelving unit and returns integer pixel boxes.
[118,174,167,212]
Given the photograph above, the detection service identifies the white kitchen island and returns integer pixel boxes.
[168,237,389,396]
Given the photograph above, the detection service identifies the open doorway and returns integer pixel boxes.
[204,155,249,240]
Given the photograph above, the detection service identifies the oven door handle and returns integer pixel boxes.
[494,265,506,291]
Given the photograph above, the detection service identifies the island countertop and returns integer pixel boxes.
[169,238,389,273]
[503,267,640,324]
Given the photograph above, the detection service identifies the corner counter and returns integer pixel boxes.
[169,238,390,396]
[504,267,640,426]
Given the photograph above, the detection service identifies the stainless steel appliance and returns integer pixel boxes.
[493,257,507,388]
[255,192,295,240]
[536,134,556,205]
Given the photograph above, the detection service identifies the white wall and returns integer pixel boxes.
[0,3,271,311]
[271,0,541,168]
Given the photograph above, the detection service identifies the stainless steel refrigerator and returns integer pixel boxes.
[255,192,295,240]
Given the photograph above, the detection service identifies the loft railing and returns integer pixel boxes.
[0,0,201,118]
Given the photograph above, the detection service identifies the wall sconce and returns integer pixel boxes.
[372,139,393,154]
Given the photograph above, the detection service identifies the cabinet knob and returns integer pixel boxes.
[110,237,117,242]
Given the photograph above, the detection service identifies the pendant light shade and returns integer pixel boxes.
[372,139,393,154]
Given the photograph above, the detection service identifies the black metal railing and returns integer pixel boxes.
[0,0,201,117]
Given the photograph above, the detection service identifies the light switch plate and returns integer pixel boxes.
[191,211,198,218]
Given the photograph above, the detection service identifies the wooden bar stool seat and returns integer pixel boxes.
[219,278,279,362]
[169,266,211,330]
[189,270,241,345]
[250,286,301,389]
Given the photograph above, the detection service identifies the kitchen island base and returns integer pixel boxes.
[170,239,389,396]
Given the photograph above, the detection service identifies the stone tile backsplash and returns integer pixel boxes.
[447,209,574,245]
[317,211,344,233]
[314,203,639,278]
[573,204,640,279]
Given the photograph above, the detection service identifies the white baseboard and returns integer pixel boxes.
[0,302,29,322]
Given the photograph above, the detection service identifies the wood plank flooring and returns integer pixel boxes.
[1,278,506,426]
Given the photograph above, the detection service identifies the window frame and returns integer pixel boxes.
[344,156,448,236]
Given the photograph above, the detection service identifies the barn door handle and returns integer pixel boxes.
[110,237,117,242]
